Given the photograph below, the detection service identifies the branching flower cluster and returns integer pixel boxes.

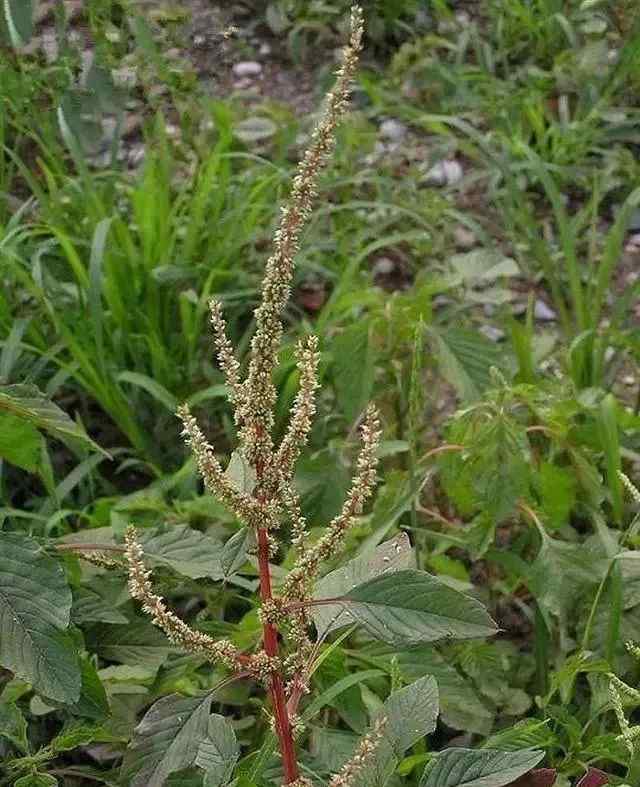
[122,8,383,785]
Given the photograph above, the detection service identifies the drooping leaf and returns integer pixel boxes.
[224,450,257,495]
[121,692,214,787]
[0,384,106,456]
[138,525,224,581]
[420,748,545,787]
[337,569,497,647]
[0,532,81,703]
[333,322,376,422]
[312,534,415,637]
[450,250,519,283]
[195,714,239,787]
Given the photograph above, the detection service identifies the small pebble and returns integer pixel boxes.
[379,119,407,142]
[480,325,505,342]
[454,226,477,250]
[423,159,463,187]
[232,61,263,78]
[534,300,556,321]
[372,257,395,276]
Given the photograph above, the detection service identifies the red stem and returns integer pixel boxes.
[256,518,299,783]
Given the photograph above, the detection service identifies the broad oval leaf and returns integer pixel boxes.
[312,533,415,637]
[138,525,224,581]
[354,676,440,787]
[420,748,545,787]
[195,714,239,787]
[121,692,215,787]
[0,532,81,703]
[340,569,497,647]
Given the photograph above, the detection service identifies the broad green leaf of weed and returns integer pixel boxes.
[0,532,81,703]
[0,411,42,471]
[333,322,376,423]
[419,748,544,787]
[0,700,29,753]
[121,692,216,787]
[312,533,414,638]
[396,647,494,734]
[535,462,577,529]
[353,676,439,787]
[195,715,239,787]
[341,569,498,647]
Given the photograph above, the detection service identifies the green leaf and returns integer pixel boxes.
[117,372,178,412]
[91,619,175,671]
[339,569,497,646]
[397,648,494,735]
[51,721,113,753]
[121,692,215,787]
[14,775,58,787]
[383,676,439,753]
[597,393,623,523]
[224,450,257,496]
[0,700,28,752]
[234,117,278,143]
[429,328,505,401]
[481,720,555,752]
[0,532,81,703]
[220,528,253,579]
[528,534,606,621]
[138,525,224,581]
[333,322,376,422]
[354,677,439,787]
[69,657,110,720]
[0,384,107,456]
[195,714,239,787]
[450,250,519,283]
[312,534,415,637]
[72,588,129,625]
[420,748,545,787]
[536,463,576,529]
[0,412,42,471]
[3,0,33,47]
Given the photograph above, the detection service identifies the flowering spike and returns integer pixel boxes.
[283,404,381,598]
[177,403,260,524]
[276,334,320,482]
[240,6,364,466]
[124,527,244,671]
[209,299,246,422]
[328,717,387,787]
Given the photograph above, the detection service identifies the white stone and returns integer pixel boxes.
[423,159,463,187]
[379,119,407,141]
[534,300,556,321]
[232,61,263,78]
